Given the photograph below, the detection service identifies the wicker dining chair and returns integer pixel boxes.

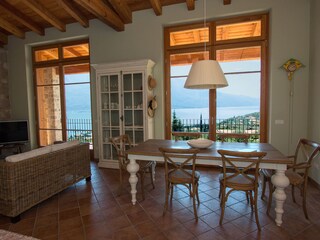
[218,149,266,231]
[159,147,200,220]
[218,133,251,200]
[110,134,156,200]
[260,138,320,219]
[172,132,201,141]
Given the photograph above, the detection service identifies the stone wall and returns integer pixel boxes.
[0,49,10,120]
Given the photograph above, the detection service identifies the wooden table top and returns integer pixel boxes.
[126,139,292,165]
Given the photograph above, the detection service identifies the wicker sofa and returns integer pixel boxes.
[0,141,91,222]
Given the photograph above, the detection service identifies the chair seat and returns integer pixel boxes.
[285,169,304,186]
[169,169,200,184]
[219,173,255,189]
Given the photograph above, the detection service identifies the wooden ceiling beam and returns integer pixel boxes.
[149,0,162,16]
[224,0,231,5]
[0,31,8,45]
[58,0,89,28]
[108,0,132,24]
[0,1,44,35]
[24,0,66,32]
[186,0,195,10]
[74,0,124,31]
[0,16,25,39]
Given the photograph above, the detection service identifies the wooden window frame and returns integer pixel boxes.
[164,13,269,142]
[32,39,90,146]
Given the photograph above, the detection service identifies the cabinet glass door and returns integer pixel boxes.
[123,72,144,145]
[100,74,120,160]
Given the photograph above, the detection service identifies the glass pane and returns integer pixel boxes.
[217,47,261,72]
[124,110,133,126]
[103,144,111,159]
[103,128,111,142]
[100,75,109,92]
[36,67,59,85]
[170,51,209,134]
[216,20,261,41]
[216,52,261,141]
[37,85,62,129]
[125,130,134,143]
[134,130,144,144]
[170,51,208,76]
[110,75,119,91]
[101,111,110,126]
[170,27,209,46]
[35,48,59,62]
[134,110,143,126]
[133,73,142,90]
[124,92,132,109]
[123,74,132,91]
[110,93,119,109]
[133,92,142,109]
[39,129,63,146]
[111,111,119,126]
[64,65,90,83]
[63,43,89,58]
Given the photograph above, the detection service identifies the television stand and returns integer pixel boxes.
[0,143,26,158]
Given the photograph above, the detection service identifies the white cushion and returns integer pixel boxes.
[5,145,52,163]
[51,140,80,152]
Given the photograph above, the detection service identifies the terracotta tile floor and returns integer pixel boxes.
[1,161,320,239]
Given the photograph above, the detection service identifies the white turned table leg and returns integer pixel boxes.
[271,169,290,226]
[127,159,139,205]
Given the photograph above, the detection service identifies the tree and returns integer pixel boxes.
[172,110,184,131]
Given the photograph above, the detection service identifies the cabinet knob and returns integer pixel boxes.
[120,116,124,121]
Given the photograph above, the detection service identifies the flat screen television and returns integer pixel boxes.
[0,120,29,145]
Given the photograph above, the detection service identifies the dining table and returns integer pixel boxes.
[126,139,292,227]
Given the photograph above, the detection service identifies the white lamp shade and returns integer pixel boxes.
[184,60,228,89]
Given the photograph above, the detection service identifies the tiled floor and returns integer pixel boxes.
[1,162,320,240]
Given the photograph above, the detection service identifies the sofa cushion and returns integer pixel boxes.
[5,145,52,163]
[51,140,80,152]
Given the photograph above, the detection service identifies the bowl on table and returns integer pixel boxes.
[187,138,213,149]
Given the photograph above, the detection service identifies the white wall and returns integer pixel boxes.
[7,0,312,173]
[308,0,320,183]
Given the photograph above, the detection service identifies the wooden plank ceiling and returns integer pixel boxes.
[0,0,232,47]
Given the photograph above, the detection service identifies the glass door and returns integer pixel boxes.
[123,72,144,145]
[216,45,262,142]
[100,73,120,160]
[169,51,210,139]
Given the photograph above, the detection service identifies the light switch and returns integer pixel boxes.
[275,120,284,124]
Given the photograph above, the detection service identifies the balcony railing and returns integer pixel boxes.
[65,117,260,145]
[173,118,260,142]
[66,118,93,147]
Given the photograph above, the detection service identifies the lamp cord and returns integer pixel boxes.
[204,0,207,53]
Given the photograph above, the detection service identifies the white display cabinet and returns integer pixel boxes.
[92,59,155,168]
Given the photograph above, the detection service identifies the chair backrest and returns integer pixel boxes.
[218,149,267,185]
[159,147,200,182]
[172,132,201,141]
[292,138,320,176]
[218,133,250,143]
[109,135,133,169]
